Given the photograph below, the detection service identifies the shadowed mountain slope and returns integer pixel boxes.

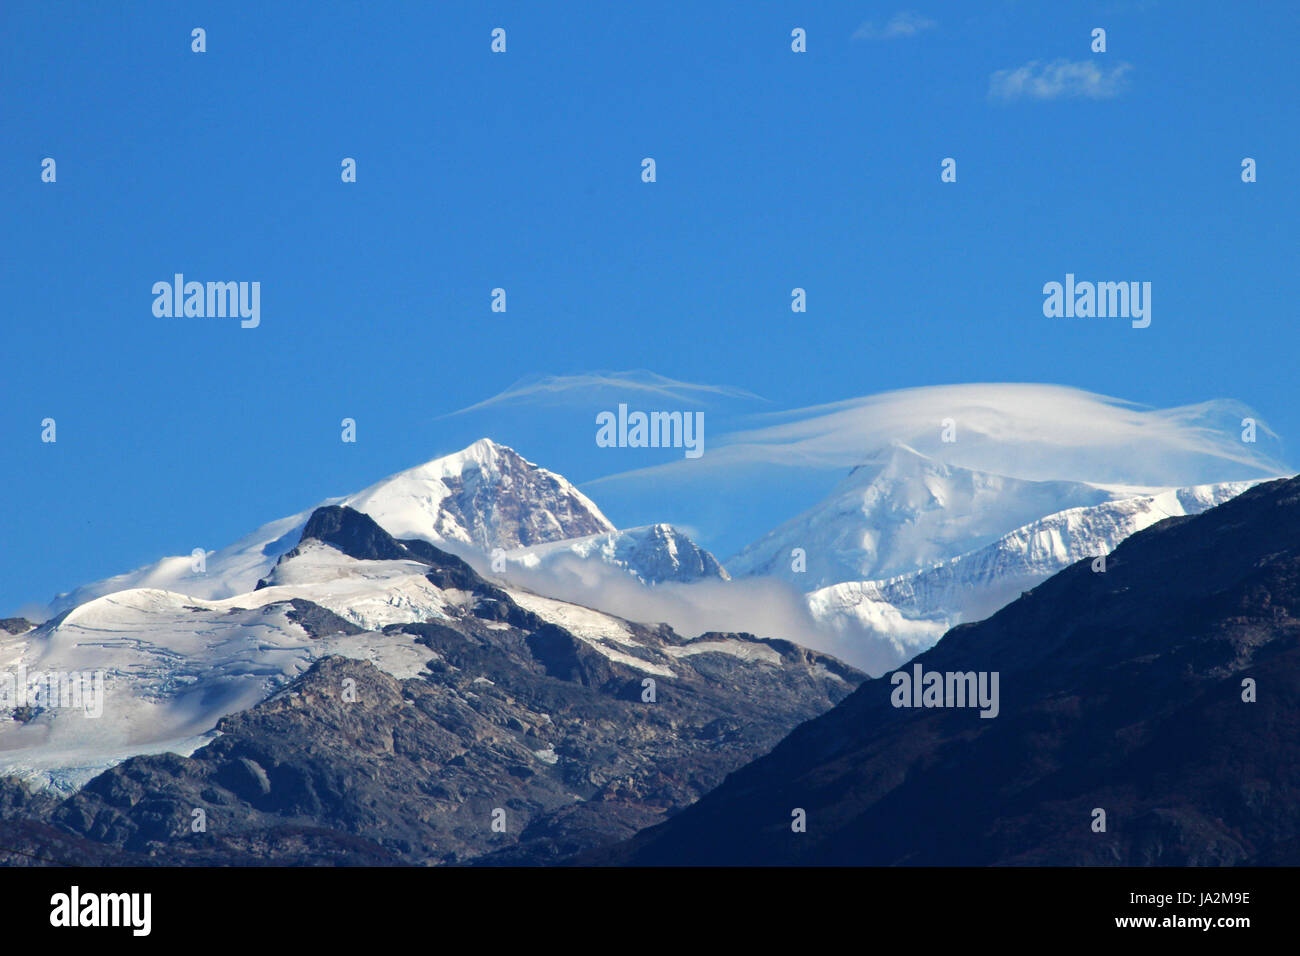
[592,475,1300,866]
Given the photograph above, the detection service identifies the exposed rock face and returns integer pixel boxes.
[281,599,365,639]
[0,778,116,867]
[592,475,1300,866]
[3,505,862,865]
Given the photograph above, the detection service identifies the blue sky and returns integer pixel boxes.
[3,1,1297,614]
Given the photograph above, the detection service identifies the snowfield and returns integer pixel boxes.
[803,476,1260,674]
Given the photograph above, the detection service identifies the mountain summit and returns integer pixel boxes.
[343,438,615,551]
[727,443,1116,589]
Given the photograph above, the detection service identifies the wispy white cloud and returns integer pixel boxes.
[443,369,765,417]
[471,548,871,667]
[989,58,1133,101]
[588,383,1288,490]
[852,11,937,40]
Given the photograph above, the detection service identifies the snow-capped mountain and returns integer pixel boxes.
[498,523,730,586]
[3,440,745,796]
[727,443,1117,589]
[724,443,1262,674]
[805,478,1258,675]
[35,440,682,620]
[343,437,614,550]
[0,502,860,849]
[28,437,1267,686]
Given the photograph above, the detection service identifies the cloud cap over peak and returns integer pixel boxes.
[592,383,1289,490]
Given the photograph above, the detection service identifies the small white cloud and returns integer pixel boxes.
[989,58,1133,101]
[853,11,937,40]
[443,369,765,417]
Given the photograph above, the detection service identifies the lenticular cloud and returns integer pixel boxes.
[602,383,1289,488]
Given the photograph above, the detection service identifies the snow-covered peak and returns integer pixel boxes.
[395,438,518,481]
[729,444,1121,589]
[36,440,615,619]
[343,439,615,551]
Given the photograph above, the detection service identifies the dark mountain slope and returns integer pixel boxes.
[591,475,1300,866]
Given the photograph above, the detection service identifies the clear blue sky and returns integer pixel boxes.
[3,1,1296,615]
